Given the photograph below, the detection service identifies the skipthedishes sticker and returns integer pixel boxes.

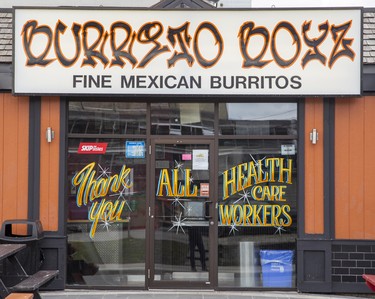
[78,142,108,154]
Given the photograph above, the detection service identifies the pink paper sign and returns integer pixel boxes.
[182,154,192,161]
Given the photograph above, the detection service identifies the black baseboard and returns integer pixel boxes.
[39,234,66,290]
[297,239,375,294]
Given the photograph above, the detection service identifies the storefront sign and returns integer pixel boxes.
[13,8,361,95]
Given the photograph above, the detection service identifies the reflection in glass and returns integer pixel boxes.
[219,103,297,135]
[67,138,146,287]
[69,102,147,135]
[154,144,210,282]
[218,139,297,288]
[151,103,214,135]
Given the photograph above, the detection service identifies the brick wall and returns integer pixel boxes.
[332,243,375,284]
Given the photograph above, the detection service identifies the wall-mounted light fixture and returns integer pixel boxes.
[309,128,318,145]
[46,127,55,143]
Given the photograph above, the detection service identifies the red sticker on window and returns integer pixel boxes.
[78,143,108,154]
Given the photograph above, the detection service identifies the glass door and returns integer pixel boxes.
[149,139,215,288]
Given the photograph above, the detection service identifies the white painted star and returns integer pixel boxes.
[100,213,113,231]
[186,205,193,216]
[274,225,286,235]
[122,178,133,189]
[170,196,185,209]
[234,188,252,205]
[168,213,189,234]
[229,223,239,235]
[109,187,133,211]
[97,164,112,179]
[249,154,266,174]
[174,160,184,171]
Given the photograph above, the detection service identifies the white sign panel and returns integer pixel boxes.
[13,8,362,95]
[193,150,209,170]
[281,144,296,155]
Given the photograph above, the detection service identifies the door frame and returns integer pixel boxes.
[147,137,218,289]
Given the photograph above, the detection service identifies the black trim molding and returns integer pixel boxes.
[297,100,305,239]
[297,239,332,293]
[58,98,67,235]
[323,98,335,239]
[39,235,66,290]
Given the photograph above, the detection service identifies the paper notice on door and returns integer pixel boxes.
[200,183,209,197]
[193,149,208,170]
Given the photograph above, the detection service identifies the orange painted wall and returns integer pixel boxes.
[304,98,324,235]
[39,97,60,232]
[335,97,375,239]
[0,94,29,227]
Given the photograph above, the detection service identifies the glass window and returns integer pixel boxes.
[153,143,211,281]
[66,100,299,289]
[69,102,146,135]
[218,139,297,288]
[151,103,214,135]
[67,138,146,287]
[219,103,297,136]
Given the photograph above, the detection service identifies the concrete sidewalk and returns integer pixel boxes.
[39,290,375,299]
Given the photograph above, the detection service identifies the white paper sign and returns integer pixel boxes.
[281,144,296,155]
[193,150,209,170]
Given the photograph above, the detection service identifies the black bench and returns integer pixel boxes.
[9,270,59,299]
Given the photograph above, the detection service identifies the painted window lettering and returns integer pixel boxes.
[21,19,355,69]
[71,162,133,239]
[219,157,294,228]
